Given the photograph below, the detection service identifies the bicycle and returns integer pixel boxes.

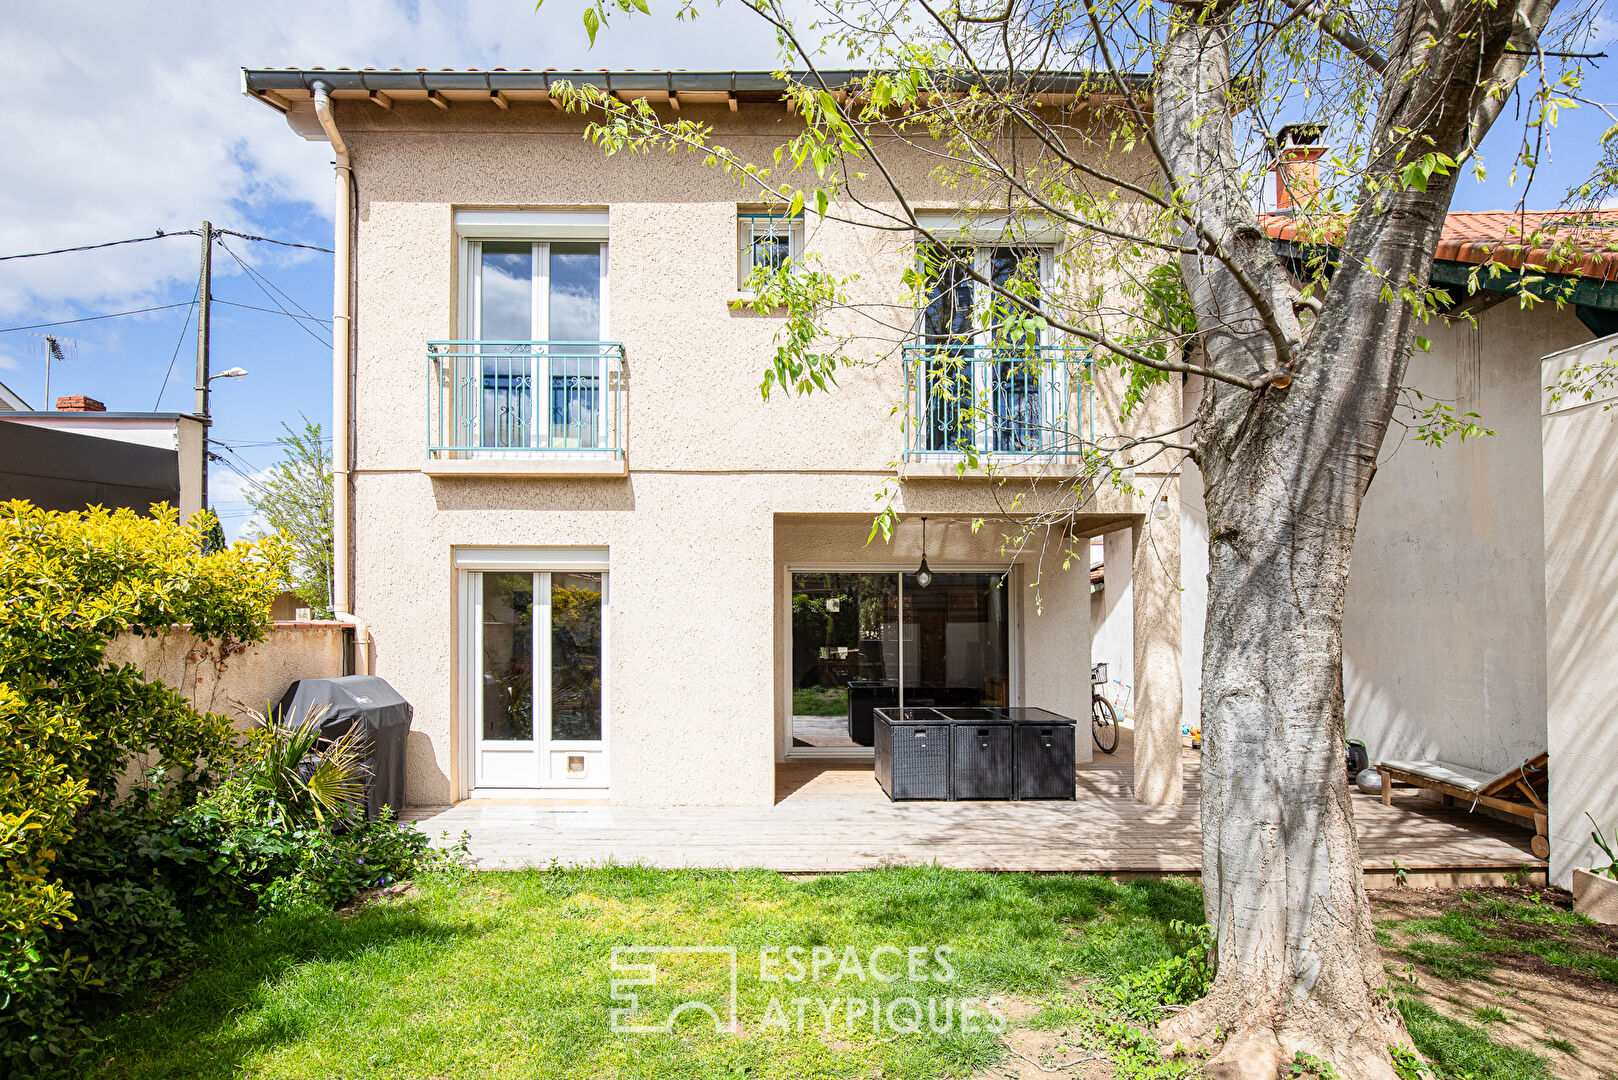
[1090,663,1118,754]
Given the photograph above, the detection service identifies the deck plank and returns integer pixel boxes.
[404,761,1541,875]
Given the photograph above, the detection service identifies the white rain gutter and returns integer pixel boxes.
[310,80,370,676]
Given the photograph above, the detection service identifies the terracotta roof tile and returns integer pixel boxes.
[1261,209,1618,283]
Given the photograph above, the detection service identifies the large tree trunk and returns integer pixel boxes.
[1151,1,1556,1075]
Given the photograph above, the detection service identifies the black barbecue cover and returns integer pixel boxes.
[276,676,412,820]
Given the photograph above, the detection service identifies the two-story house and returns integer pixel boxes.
[242,68,1187,809]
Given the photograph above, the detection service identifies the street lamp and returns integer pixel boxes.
[200,367,248,513]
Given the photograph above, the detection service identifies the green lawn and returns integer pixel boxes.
[90,870,1577,1080]
[792,686,849,716]
[93,867,1203,1080]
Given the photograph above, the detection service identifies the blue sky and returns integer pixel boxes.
[0,1,1612,539]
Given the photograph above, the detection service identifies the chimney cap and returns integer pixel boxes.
[1272,122,1326,153]
[55,395,106,412]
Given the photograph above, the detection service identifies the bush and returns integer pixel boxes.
[0,502,455,1075]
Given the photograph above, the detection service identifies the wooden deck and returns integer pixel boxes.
[406,744,1543,882]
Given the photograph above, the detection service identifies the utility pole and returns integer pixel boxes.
[194,221,213,511]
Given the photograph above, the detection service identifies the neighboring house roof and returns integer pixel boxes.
[1261,209,1618,284]
[1262,208,1618,336]
[0,379,28,411]
[241,67,1151,111]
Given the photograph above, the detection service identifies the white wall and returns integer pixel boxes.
[1090,527,1135,718]
[1542,331,1618,886]
[1177,304,1590,778]
[1340,304,1585,771]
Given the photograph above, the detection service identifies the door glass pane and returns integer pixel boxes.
[479,242,535,447]
[480,242,534,340]
[920,246,974,452]
[551,572,603,741]
[790,573,900,747]
[989,247,1043,452]
[901,572,1010,709]
[548,243,603,447]
[481,573,534,740]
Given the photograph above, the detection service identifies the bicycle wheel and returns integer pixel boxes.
[1091,695,1119,754]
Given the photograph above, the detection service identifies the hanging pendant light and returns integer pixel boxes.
[916,516,933,588]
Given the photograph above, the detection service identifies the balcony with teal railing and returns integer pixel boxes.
[901,343,1091,475]
[424,341,626,477]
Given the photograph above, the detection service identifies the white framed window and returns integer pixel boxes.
[912,243,1066,456]
[737,208,805,288]
[448,211,613,452]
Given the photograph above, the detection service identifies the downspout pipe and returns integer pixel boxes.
[310,81,370,676]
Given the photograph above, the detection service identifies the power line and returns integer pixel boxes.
[214,297,333,329]
[213,241,332,348]
[217,238,323,321]
[0,230,196,262]
[0,302,194,334]
[213,228,333,255]
[153,281,201,410]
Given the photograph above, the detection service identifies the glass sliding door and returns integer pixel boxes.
[472,570,608,789]
[787,570,1011,753]
[901,572,1011,709]
[790,573,900,748]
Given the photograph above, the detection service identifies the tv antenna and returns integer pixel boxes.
[30,333,78,407]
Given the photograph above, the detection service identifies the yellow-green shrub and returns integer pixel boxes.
[0,501,289,1059]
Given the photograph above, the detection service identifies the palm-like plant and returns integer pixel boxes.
[1589,814,1618,882]
[243,703,369,826]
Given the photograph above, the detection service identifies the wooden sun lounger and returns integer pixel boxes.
[1378,752,1549,859]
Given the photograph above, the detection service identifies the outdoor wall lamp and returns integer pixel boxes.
[915,517,933,588]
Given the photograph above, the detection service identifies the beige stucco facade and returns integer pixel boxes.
[276,93,1182,808]
[107,621,349,724]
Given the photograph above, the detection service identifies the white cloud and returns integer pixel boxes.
[0,0,782,319]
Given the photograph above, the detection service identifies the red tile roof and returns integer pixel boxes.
[1261,209,1618,283]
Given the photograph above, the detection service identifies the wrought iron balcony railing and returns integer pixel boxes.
[427,341,625,459]
[901,344,1090,462]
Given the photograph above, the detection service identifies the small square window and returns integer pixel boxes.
[737,209,804,289]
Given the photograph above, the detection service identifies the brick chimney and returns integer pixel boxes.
[55,395,106,412]
[1272,123,1327,212]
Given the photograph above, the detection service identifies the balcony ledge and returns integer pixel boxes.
[422,455,627,479]
[899,456,1088,480]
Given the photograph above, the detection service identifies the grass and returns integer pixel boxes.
[91,872,1590,1080]
[1377,886,1618,1080]
[1396,999,1552,1080]
[791,686,848,716]
[93,866,1204,1080]
[1387,892,1618,987]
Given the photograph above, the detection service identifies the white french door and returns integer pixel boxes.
[464,239,610,452]
[917,245,1059,454]
[469,569,609,790]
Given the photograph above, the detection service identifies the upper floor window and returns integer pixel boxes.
[434,211,620,455]
[737,208,804,288]
[911,244,1071,457]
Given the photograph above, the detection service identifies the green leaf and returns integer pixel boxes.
[583,6,600,46]
[632,0,649,11]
